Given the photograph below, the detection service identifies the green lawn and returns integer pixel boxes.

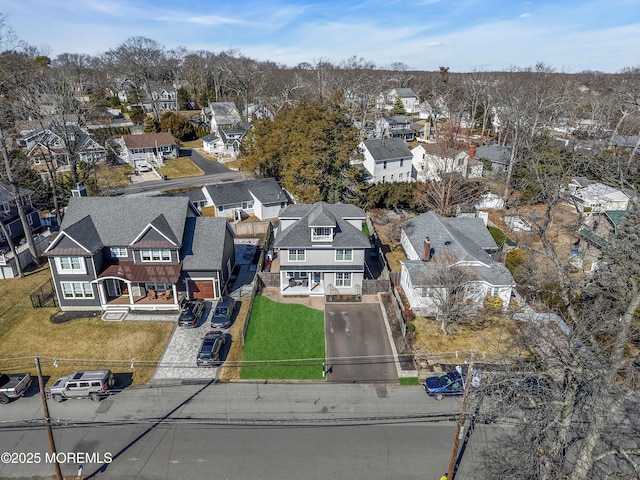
[241,296,325,380]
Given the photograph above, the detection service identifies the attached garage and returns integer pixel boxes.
[188,280,215,299]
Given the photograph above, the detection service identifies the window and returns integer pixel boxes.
[57,256,85,274]
[218,205,224,212]
[2,202,9,213]
[491,287,500,296]
[312,227,332,241]
[61,282,94,299]
[147,282,171,291]
[400,159,404,167]
[110,247,128,258]
[28,214,33,226]
[140,249,171,262]
[383,161,387,169]
[335,272,352,287]
[242,201,254,209]
[288,249,305,261]
[335,249,353,261]
[399,173,404,179]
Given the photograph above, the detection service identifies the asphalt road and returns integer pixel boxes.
[0,383,494,479]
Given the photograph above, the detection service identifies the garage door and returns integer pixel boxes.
[188,280,214,299]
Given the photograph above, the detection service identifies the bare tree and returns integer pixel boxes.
[415,174,485,217]
[421,253,479,334]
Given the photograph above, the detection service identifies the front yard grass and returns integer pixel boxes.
[0,266,174,385]
[240,296,325,380]
[157,157,203,179]
[412,314,522,360]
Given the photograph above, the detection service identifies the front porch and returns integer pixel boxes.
[104,291,185,311]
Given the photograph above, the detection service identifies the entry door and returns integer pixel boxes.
[106,279,122,297]
[313,272,321,285]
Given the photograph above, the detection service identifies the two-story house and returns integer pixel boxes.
[377,88,420,114]
[201,126,249,158]
[399,211,514,315]
[411,144,483,182]
[0,182,43,249]
[375,115,415,141]
[358,138,413,184]
[119,132,179,169]
[148,83,177,111]
[201,102,242,135]
[44,196,236,313]
[272,202,370,296]
[24,125,106,172]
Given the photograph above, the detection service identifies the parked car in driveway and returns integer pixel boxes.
[211,296,235,329]
[196,331,225,367]
[424,369,483,400]
[178,298,206,327]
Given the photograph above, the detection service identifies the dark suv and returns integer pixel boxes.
[196,331,225,367]
[211,296,235,329]
[178,298,206,327]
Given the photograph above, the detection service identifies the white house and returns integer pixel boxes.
[358,138,413,184]
[569,182,630,213]
[120,132,179,169]
[411,144,483,182]
[201,178,288,221]
[399,211,514,315]
[378,88,420,114]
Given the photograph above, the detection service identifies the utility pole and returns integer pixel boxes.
[35,356,63,480]
[447,351,475,480]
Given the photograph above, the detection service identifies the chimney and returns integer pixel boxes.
[468,145,477,159]
[422,237,431,262]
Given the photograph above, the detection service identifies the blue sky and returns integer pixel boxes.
[0,0,637,72]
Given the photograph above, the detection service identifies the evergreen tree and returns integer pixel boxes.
[239,92,362,203]
[391,96,406,115]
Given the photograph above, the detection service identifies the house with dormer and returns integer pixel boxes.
[202,102,242,135]
[375,115,415,141]
[272,202,370,296]
[149,83,177,111]
[24,126,106,172]
[399,211,514,315]
[44,196,235,312]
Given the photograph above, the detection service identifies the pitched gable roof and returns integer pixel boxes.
[181,217,232,270]
[58,196,192,248]
[122,132,178,149]
[203,178,287,206]
[401,211,498,263]
[362,138,412,161]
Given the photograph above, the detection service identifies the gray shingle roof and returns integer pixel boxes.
[181,217,230,270]
[274,202,369,249]
[362,138,412,161]
[475,145,511,165]
[0,182,31,203]
[59,196,192,249]
[204,178,287,206]
[401,211,514,287]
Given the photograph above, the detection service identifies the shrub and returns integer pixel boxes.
[405,321,416,332]
[505,248,528,275]
[483,296,503,315]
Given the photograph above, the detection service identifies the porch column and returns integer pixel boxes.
[97,282,106,307]
[172,283,178,304]
[127,280,134,305]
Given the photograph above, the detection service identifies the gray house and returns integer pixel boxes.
[399,211,514,315]
[44,196,235,312]
[0,182,42,249]
[273,202,370,296]
[475,144,511,177]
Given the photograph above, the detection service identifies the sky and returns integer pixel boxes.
[0,0,638,73]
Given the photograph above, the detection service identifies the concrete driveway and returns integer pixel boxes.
[324,303,398,383]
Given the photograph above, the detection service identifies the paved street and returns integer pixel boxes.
[0,383,490,480]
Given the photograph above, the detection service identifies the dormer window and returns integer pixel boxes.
[312,227,332,241]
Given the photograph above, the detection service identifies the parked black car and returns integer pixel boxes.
[196,331,225,367]
[178,298,206,327]
[211,296,235,329]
